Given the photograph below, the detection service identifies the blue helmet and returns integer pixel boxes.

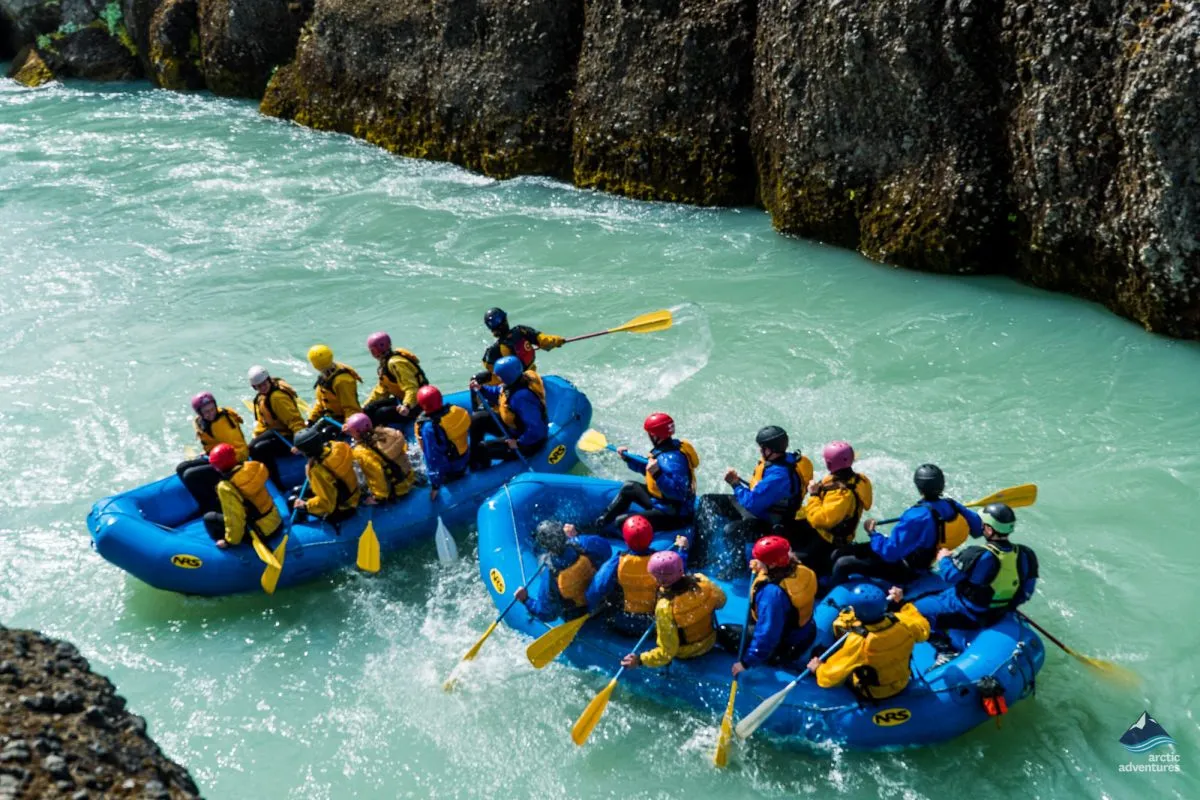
[848,584,887,623]
[494,355,523,385]
[484,307,508,331]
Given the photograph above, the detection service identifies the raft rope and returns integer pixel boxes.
[503,483,528,586]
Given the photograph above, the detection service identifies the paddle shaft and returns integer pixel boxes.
[499,563,548,621]
[617,622,659,682]
[473,389,532,469]
[563,330,612,344]
[288,477,310,525]
[1016,612,1072,655]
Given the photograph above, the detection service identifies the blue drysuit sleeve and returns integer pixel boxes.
[574,534,613,566]
[742,585,787,668]
[510,390,548,447]
[871,506,932,563]
[651,450,693,504]
[478,384,502,406]
[524,568,562,622]
[1014,548,1038,606]
[586,553,621,613]
[939,547,981,586]
[621,452,649,476]
[953,501,984,539]
[418,420,450,489]
[732,467,789,519]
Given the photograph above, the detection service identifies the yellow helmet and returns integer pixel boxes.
[307,344,334,371]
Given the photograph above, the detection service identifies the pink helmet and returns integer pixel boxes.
[647,550,684,585]
[344,413,373,438]
[823,440,855,473]
[191,391,215,413]
[366,331,392,357]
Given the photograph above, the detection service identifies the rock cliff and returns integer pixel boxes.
[3,0,1198,336]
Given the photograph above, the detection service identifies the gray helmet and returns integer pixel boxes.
[293,426,327,458]
[534,520,567,555]
[755,425,789,453]
[914,464,945,498]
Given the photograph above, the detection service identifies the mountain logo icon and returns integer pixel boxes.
[1120,711,1176,753]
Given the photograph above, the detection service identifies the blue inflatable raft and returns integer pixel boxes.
[88,377,591,596]
[476,473,1045,750]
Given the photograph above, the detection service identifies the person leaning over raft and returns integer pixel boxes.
[246,365,305,490]
[593,412,699,533]
[475,307,566,383]
[810,585,930,701]
[290,425,361,525]
[344,413,415,504]
[830,463,981,587]
[586,516,691,637]
[797,441,873,577]
[515,521,612,621]
[467,356,548,467]
[621,551,726,670]
[363,331,429,428]
[899,503,1039,631]
[414,385,471,501]
[201,444,282,549]
[698,425,810,577]
[305,344,363,426]
[729,536,818,677]
[176,391,249,514]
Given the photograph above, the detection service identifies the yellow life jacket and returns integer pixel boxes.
[227,461,281,536]
[555,546,596,608]
[812,472,871,545]
[645,439,700,500]
[929,501,971,550]
[667,577,721,646]
[498,372,547,431]
[254,379,300,433]
[616,553,658,615]
[358,428,412,493]
[313,441,360,510]
[749,452,813,521]
[750,563,817,627]
[419,405,471,459]
[314,363,363,420]
[983,543,1021,609]
[195,407,248,461]
[833,609,917,701]
[377,349,429,398]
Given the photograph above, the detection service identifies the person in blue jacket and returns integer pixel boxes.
[414,385,471,501]
[698,426,811,578]
[594,412,699,532]
[830,463,982,586]
[900,503,1038,630]
[515,519,612,621]
[467,355,548,469]
[726,536,818,676]
[587,516,691,636]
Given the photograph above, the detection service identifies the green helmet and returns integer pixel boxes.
[981,503,1016,535]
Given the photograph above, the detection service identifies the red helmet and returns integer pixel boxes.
[209,443,238,472]
[621,515,654,551]
[643,412,675,441]
[417,385,444,413]
[752,535,791,569]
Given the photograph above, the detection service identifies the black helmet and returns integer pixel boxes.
[294,426,328,458]
[484,307,508,332]
[755,425,789,453]
[981,503,1016,535]
[914,463,945,497]
[533,520,567,555]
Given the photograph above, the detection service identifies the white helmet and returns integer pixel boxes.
[248,365,270,387]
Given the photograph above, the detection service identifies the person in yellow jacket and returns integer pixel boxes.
[290,425,361,525]
[343,413,415,503]
[201,444,282,548]
[363,331,429,427]
[176,391,248,514]
[246,365,305,490]
[621,551,726,670]
[810,584,930,701]
[799,440,874,576]
[306,344,363,426]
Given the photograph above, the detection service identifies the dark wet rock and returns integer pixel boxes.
[0,629,201,799]
[5,43,55,86]
[261,0,584,179]
[196,0,311,97]
[571,0,757,206]
[146,0,205,90]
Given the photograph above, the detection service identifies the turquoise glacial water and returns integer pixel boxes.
[1,77,1197,798]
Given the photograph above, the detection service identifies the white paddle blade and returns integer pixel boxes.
[435,516,458,563]
[734,679,797,740]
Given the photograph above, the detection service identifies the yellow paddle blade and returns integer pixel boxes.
[184,446,198,458]
[526,614,591,669]
[297,397,312,416]
[463,621,499,663]
[356,519,381,573]
[260,534,287,595]
[714,680,737,767]
[966,483,1038,510]
[242,398,255,413]
[1074,651,1142,687]
[250,532,282,571]
[609,309,673,336]
[571,677,617,746]
[577,429,610,453]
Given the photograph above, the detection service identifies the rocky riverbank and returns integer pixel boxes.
[0,626,200,800]
[3,0,1198,338]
